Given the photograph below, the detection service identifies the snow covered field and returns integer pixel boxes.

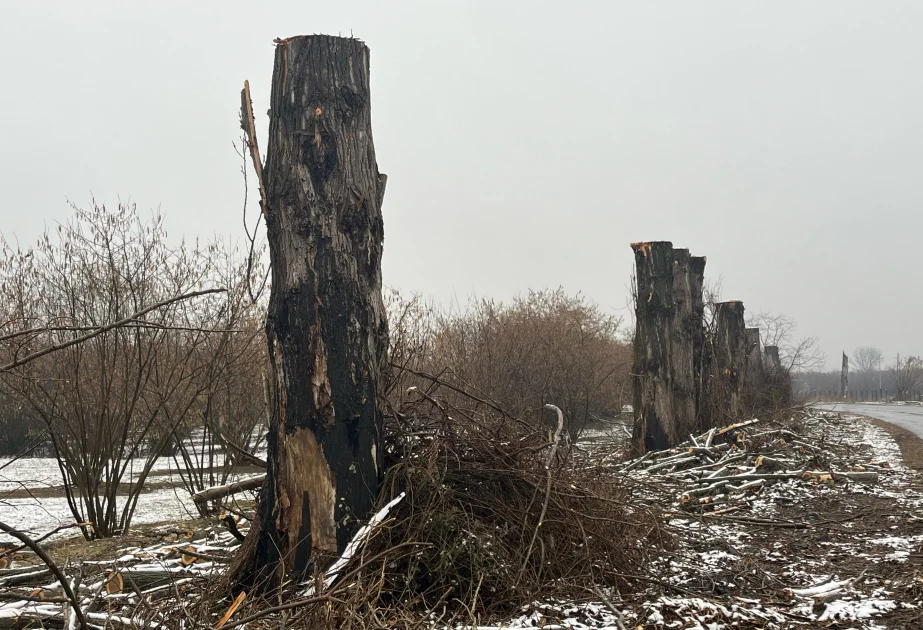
[0,448,265,541]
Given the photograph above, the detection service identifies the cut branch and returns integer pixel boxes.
[0,288,227,373]
[0,520,88,630]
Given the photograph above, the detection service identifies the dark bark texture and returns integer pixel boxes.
[841,352,849,397]
[670,249,697,439]
[630,241,676,454]
[711,301,747,423]
[743,327,765,411]
[689,256,707,430]
[234,35,387,590]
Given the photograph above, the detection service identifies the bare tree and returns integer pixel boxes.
[746,311,825,372]
[889,354,923,400]
[853,346,883,374]
[167,273,269,516]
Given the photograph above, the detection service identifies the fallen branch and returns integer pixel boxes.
[0,520,88,630]
[192,475,265,507]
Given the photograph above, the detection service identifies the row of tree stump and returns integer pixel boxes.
[630,242,790,454]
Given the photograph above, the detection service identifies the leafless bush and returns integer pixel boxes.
[889,354,923,401]
[385,289,631,440]
[0,201,265,537]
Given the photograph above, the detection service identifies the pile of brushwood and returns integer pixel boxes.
[616,415,889,518]
[296,381,665,626]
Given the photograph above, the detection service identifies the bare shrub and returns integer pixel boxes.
[889,354,923,401]
[385,289,631,440]
[0,201,263,537]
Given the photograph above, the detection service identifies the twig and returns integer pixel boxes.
[0,520,89,630]
[0,288,227,372]
[5,521,87,556]
[518,404,564,583]
[592,586,628,630]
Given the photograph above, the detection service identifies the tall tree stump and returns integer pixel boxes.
[711,301,747,423]
[764,345,782,372]
[743,327,765,411]
[630,241,677,454]
[689,256,707,429]
[670,249,698,439]
[234,35,388,590]
[840,352,849,398]
[762,345,792,406]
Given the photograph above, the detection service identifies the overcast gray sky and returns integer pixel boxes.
[2,1,921,370]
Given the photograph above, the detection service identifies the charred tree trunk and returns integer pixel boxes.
[630,241,676,454]
[710,301,747,423]
[670,249,697,438]
[233,35,388,591]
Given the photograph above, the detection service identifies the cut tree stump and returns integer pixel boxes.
[711,301,747,424]
[630,243,707,454]
[670,248,699,443]
[744,327,765,411]
[689,256,707,430]
[231,34,388,591]
[630,241,677,453]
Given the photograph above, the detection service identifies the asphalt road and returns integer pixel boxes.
[816,402,923,439]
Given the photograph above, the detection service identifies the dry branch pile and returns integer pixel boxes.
[291,387,665,626]
[0,525,241,628]
[618,414,893,521]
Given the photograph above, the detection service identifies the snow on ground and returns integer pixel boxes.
[1,487,200,540]
[3,412,921,628]
[1,446,266,541]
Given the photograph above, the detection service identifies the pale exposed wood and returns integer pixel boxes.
[240,80,268,219]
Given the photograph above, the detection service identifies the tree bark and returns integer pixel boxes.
[689,256,706,430]
[840,352,849,398]
[192,475,264,508]
[232,35,388,591]
[670,249,697,439]
[764,345,781,372]
[743,327,765,411]
[630,241,676,454]
[711,301,747,423]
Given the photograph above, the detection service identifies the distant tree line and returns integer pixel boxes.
[796,346,923,401]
